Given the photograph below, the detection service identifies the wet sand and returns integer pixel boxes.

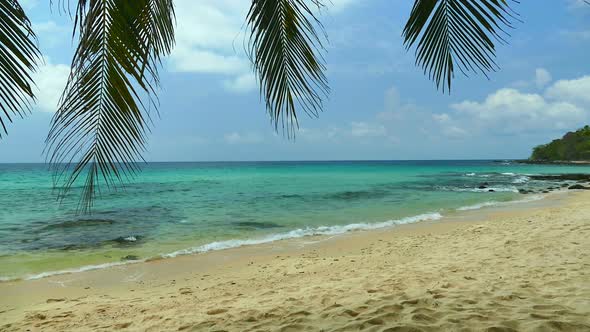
[1,191,589,331]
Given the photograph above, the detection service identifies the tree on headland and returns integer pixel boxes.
[531,126,590,162]
[1,0,523,211]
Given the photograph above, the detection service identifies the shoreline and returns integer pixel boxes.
[1,191,550,283]
[2,190,589,331]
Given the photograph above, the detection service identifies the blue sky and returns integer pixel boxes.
[1,0,589,162]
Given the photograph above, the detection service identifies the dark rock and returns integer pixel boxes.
[561,183,569,187]
[529,174,590,181]
[488,189,495,192]
[121,255,140,261]
[542,190,550,193]
[518,189,528,194]
[478,185,487,189]
[568,184,590,190]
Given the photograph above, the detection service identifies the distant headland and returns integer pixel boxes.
[516,126,590,165]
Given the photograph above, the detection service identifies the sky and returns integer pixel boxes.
[1,0,589,162]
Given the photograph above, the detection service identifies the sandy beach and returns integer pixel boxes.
[1,191,589,332]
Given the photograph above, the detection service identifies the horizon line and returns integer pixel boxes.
[0,158,526,164]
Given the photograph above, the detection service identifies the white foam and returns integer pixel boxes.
[501,172,516,176]
[457,201,499,211]
[512,176,530,184]
[23,260,143,281]
[1,213,443,282]
[465,173,476,176]
[456,195,544,212]
[162,212,443,258]
[124,236,137,242]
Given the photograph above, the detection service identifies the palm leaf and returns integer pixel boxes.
[0,0,40,137]
[246,0,329,136]
[46,0,175,212]
[403,0,518,92]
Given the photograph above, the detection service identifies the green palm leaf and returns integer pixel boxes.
[46,0,175,212]
[246,0,329,136]
[403,0,517,92]
[0,0,40,137]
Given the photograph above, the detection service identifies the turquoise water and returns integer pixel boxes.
[1,160,589,280]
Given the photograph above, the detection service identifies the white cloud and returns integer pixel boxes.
[32,58,70,113]
[169,0,359,92]
[511,68,552,90]
[432,113,470,139]
[32,21,71,48]
[535,68,552,88]
[350,121,386,137]
[169,0,251,85]
[451,87,586,134]
[224,73,257,93]
[545,75,590,104]
[171,49,249,75]
[224,132,263,144]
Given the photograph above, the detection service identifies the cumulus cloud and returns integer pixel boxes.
[299,73,590,146]
[450,83,587,134]
[511,68,552,90]
[169,0,359,92]
[545,75,590,104]
[32,21,70,48]
[534,68,552,88]
[168,0,251,92]
[32,58,70,113]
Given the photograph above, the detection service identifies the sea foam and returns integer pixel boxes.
[162,212,443,258]
[6,212,442,281]
[22,260,143,281]
[456,195,544,212]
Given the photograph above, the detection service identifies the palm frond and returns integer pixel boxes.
[46,0,175,212]
[246,0,329,136]
[0,0,40,137]
[403,0,518,92]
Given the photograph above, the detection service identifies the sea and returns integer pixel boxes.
[1,160,589,281]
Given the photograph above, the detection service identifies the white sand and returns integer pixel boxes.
[1,191,589,331]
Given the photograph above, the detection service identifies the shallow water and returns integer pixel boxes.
[1,160,588,280]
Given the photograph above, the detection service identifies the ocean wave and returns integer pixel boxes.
[16,260,144,282]
[4,191,551,282]
[456,195,544,212]
[1,212,443,282]
[163,212,443,258]
[512,176,530,184]
[501,172,516,176]
[457,201,500,211]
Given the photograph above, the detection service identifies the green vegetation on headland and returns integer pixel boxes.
[528,126,590,163]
